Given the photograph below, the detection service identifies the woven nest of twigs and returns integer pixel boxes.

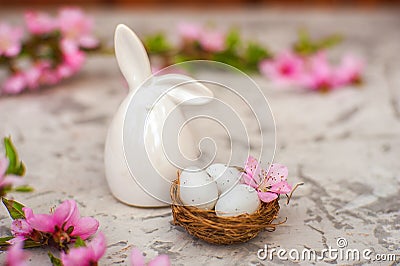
[170,178,282,245]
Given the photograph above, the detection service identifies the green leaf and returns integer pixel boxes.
[225,29,240,50]
[14,185,34,193]
[0,236,13,246]
[74,236,86,248]
[144,33,171,54]
[318,34,342,50]
[4,137,26,176]
[245,42,271,71]
[2,198,25,220]
[48,251,63,266]
[293,29,342,55]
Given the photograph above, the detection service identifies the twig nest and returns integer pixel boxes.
[171,178,281,245]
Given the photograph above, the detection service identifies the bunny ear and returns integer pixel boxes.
[114,24,152,91]
[154,74,213,105]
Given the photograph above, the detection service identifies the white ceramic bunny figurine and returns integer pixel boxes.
[104,24,213,207]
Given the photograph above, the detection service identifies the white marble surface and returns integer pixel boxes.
[0,7,399,265]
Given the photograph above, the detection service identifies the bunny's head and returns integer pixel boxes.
[114,24,213,104]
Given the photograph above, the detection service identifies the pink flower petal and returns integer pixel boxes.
[300,51,335,91]
[178,23,203,41]
[90,232,106,261]
[61,247,92,266]
[130,248,146,266]
[58,7,95,49]
[334,54,364,85]
[199,30,225,52]
[78,35,99,49]
[257,191,278,203]
[6,237,29,266]
[264,163,288,186]
[244,156,262,185]
[61,233,105,266]
[270,181,292,194]
[54,200,80,229]
[260,51,305,86]
[2,73,26,94]
[148,255,171,266]
[0,23,23,58]
[0,156,9,176]
[241,173,258,189]
[71,217,99,240]
[24,65,42,90]
[23,207,55,233]
[11,219,32,238]
[24,11,58,34]
[0,175,24,188]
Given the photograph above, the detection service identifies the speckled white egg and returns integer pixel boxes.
[179,167,219,210]
[215,184,260,217]
[206,164,242,195]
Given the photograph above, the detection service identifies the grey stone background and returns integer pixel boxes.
[0,7,399,265]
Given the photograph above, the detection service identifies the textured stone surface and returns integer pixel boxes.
[0,8,399,265]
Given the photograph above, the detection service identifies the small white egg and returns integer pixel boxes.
[206,164,242,194]
[206,163,226,178]
[215,184,260,217]
[179,167,219,210]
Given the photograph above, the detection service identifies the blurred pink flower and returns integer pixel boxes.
[6,237,29,266]
[24,64,44,90]
[39,69,60,86]
[2,73,26,94]
[60,39,86,74]
[301,52,336,91]
[0,23,23,57]
[178,23,203,41]
[58,8,99,49]
[130,248,171,266]
[14,200,99,243]
[61,232,106,266]
[334,54,364,85]
[199,30,225,52]
[24,11,58,35]
[259,51,305,86]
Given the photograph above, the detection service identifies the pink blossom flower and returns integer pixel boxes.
[334,54,364,85]
[130,248,171,266]
[178,23,203,42]
[24,64,43,90]
[6,237,29,266]
[61,232,106,266]
[242,156,292,203]
[10,219,33,241]
[2,73,27,94]
[199,30,225,52]
[300,52,336,91]
[12,200,98,244]
[39,69,61,86]
[60,39,86,76]
[58,8,99,49]
[24,11,58,35]
[0,23,23,57]
[259,51,305,86]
